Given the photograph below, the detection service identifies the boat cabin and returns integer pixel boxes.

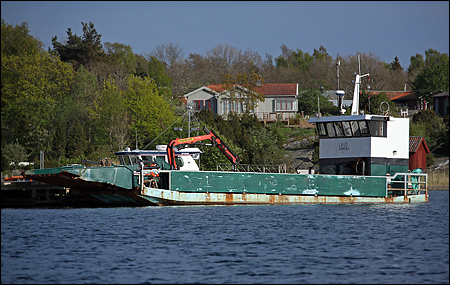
[115,145,202,171]
[308,114,409,176]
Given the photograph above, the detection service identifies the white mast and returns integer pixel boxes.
[351,55,369,115]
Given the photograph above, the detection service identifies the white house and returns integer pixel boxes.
[183,83,299,121]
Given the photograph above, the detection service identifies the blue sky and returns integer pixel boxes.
[2,1,449,69]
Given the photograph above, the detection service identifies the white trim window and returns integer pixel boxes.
[194,99,215,111]
[222,99,243,114]
[275,99,296,111]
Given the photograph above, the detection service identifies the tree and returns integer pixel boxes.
[104,42,137,74]
[1,51,73,158]
[147,56,173,99]
[51,121,66,161]
[410,110,447,154]
[407,53,425,76]
[123,75,176,148]
[390,56,403,71]
[90,78,131,152]
[1,141,29,171]
[410,49,449,104]
[221,68,265,114]
[150,42,184,69]
[51,21,105,69]
[66,118,87,158]
[1,19,44,56]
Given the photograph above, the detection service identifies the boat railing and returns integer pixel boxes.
[387,172,428,197]
[216,163,287,173]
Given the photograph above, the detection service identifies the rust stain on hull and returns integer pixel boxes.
[141,187,428,206]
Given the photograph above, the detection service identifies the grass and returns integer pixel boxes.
[427,170,449,189]
[277,126,317,142]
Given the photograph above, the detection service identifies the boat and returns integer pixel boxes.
[23,60,428,206]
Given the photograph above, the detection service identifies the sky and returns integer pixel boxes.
[2,1,449,70]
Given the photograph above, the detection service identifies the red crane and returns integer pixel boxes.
[167,126,239,170]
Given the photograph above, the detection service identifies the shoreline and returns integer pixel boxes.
[428,187,449,191]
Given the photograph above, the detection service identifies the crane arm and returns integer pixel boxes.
[167,126,239,170]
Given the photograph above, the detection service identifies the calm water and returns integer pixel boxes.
[2,191,449,284]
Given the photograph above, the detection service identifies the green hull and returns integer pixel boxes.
[23,166,428,206]
[169,171,387,197]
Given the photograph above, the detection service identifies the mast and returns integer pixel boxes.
[351,55,369,115]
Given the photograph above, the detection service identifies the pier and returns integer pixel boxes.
[1,177,68,208]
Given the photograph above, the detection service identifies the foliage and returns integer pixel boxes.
[1,19,44,56]
[1,51,74,158]
[104,42,137,74]
[147,56,174,99]
[66,118,87,158]
[298,85,337,116]
[90,77,130,152]
[2,19,449,173]
[221,68,265,113]
[1,141,29,170]
[51,21,106,69]
[407,53,425,76]
[410,110,448,154]
[410,49,449,104]
[360,91,396,115]
[123,75,177,149]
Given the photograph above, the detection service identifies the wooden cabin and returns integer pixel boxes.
[409,136,430,171]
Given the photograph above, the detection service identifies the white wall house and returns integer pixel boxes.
[183,83,298,121]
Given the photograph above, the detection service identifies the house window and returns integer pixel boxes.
[194,100,203,110]
[205,99,215,111]
[275,100,296,111]
[194,99,215,111]
[222,99,243,114]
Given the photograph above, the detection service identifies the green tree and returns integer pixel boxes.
[147,56,173,99]
[51,121,66,161]
[1,51,73,157]
[298,85,336,116]
[51,21,105,69]
[1,141,29,171]
[410,49,449,104]
[407,53,425,76]
[104,42,137,74]
[221,68,265,114]
[360,91,395,115]
[410,110,447,154]
[66,118,87,158]
[1,19,44,56]
[123,75,176,148]
[390,56,403,71]
[90,78,131,152]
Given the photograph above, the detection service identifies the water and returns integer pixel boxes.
[2,191,449,284]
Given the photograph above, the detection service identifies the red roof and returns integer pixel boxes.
[206,83,297,96]
[409,136,430,153]
[367,91,414,100]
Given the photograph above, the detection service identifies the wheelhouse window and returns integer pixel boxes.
[317,123,327,136]
[326,122,336,137]
[317,120,384,138]
[369,120,387,137]
[358,121,370,134]
[334,122,344,137]
[342,121,352,137]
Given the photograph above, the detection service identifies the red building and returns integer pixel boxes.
[409,136,430,171]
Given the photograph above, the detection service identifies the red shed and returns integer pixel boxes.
[409,136,430,171]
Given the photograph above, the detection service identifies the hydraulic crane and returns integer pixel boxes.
[167,126,239,170]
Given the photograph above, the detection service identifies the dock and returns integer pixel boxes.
[1,177,69,208]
